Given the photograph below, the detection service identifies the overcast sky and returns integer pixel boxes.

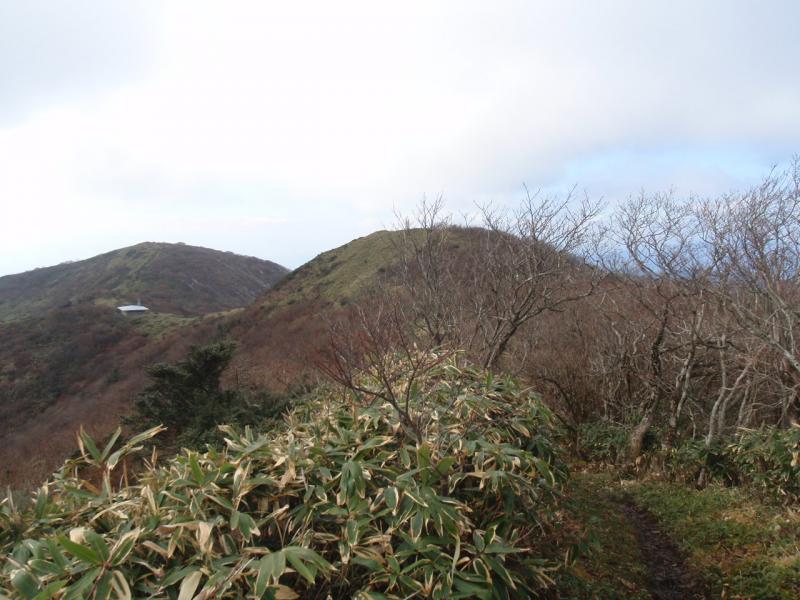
[1,1,798,276]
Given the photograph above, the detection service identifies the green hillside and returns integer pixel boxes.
[0,243,288,490]
[262,230,404,309]
[261,228,476,308]
[0,242,288,322]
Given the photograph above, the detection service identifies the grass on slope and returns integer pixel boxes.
[265,228,478,310]
[631,481,800,599]
[127,312,199,338]
[267,230,401,308]
[552,472,651,599]
[553,470,800,599]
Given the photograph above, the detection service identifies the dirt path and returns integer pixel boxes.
[619,495,706,600]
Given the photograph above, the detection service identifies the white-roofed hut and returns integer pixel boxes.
[117,304,150,316]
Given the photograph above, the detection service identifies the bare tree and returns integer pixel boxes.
[393,189,603,371]
[609,191,714,459]
[315,295,451,442]
[321,163,800,462]
[699,160,800,426]
[393,197,465,347]
[471,188,603,369]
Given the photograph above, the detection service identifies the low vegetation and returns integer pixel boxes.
[553,471,800,599]
[127,341,291,450]
[552,473,652,599]
[0,307,138,438]
[665,427,800,502]
[574,419,800,505]
[631,480,800,599]
[1,357,569,599]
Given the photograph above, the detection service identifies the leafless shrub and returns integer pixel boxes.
[315,296,452,441]
[393,188,603,370]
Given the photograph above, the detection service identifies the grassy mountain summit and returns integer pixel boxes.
[0,242,288,322]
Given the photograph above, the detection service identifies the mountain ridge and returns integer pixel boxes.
[0,241,289,321]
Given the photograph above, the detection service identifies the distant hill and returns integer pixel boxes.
[0,242,288,488]
[0,242,289,322]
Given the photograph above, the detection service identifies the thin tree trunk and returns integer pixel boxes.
[628,309,668,461]
[628,391,659,460]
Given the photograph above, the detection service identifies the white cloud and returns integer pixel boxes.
[0,1,158,124]
[0,0,798,275]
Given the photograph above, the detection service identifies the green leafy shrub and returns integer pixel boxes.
[667,427,800,502]
[576,421,630,464]
[1,358,568,599]
[665,439,738,485]
[127,341,290,450]
[727,427,800,502]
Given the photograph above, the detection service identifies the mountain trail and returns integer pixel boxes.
[619,495,707,600]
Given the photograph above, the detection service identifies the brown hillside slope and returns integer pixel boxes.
[0,226,592,489]
[0,307,226,489]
